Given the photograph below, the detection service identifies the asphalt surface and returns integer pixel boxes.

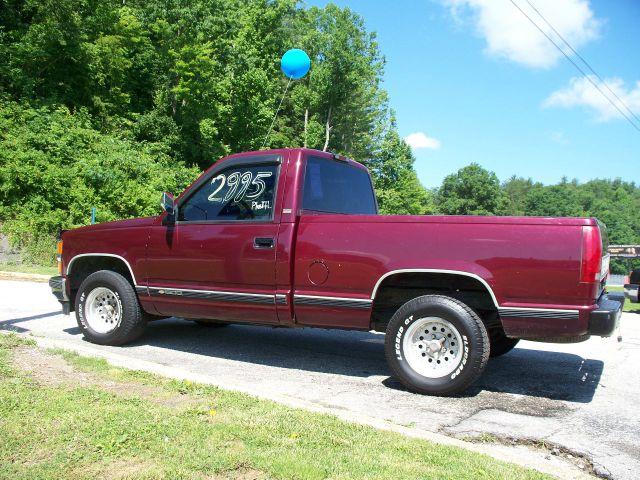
[1,279,639,479]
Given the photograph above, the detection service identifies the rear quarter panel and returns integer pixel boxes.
[293,215,596,334]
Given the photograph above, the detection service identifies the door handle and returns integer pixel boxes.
[253,237,275,249]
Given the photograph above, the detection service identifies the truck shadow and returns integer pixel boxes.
[384,349,604,403]
[116,318,603,403]
[0,311,61,334]
[474,348,604,402]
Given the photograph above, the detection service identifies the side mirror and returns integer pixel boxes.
[161,192,175,216]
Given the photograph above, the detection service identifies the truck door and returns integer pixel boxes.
[144,154,287,324]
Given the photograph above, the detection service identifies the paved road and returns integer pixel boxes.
[1,279,639,479]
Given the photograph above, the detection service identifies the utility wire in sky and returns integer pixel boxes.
[524,0,640,126]
[509,0,640,133]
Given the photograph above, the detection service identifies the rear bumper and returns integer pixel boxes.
[624,283,639,303]
[49,275,71,315]
[588,292,624,337]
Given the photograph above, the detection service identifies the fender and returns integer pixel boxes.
[370,268,499,307]
[66,253,139,286]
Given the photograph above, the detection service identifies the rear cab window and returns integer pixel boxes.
[302,156,377,215]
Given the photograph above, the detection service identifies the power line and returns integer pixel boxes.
[509,0,640,133]
[524,0,640,126]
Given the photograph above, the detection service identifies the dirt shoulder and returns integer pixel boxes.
[0,270,51,282]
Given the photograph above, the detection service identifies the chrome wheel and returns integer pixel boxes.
[85,287,122,334]
[402,316,463,378]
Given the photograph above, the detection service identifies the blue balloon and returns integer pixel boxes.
[280,49,310,79]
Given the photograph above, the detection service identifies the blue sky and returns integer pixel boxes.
[305,0,640,188]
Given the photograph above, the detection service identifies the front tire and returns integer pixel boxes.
[75,270,147,346]
[384,295,489,396]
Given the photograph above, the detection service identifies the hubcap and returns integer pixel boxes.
[85,287,121,334]
[402,317,463,378]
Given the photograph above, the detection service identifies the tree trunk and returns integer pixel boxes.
[304,108,308,148]
[323,105,332,152]
[171,92,177,117]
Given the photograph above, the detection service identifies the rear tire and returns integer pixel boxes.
[75,270,147,346]
[384,295,489,396]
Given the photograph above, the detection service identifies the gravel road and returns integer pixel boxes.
[1,279,638,479]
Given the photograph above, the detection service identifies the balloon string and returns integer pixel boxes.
[261,77,292,150]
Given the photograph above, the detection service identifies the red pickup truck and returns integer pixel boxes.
[49,148,624,395]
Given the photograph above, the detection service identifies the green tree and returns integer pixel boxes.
[0,99,199,264]
[1,0,429,263]
[436,163,508,215]
[276,4,386,159]
[523,178,586,217]
[502,176,540,216]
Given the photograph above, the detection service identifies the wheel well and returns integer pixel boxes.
[67,256,135,306]
[370,272,500,332]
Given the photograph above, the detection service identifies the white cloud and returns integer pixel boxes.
[404,132,441,150]
[544,76,640,122]
[444,0,600,69]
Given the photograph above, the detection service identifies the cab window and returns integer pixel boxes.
[302,156,377,214]
[178,163,278,222]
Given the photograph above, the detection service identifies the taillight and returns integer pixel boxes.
[57,240,63,275]
[580,226,602,283]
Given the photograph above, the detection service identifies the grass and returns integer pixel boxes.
[0,262,57,276]
[607,286,640,312]
[0,333,550,480]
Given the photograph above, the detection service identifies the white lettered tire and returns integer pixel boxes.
[75,270,147,345]
[384,295,489,396]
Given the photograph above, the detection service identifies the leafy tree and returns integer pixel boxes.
[523,183,584,217]
[1,0,430,263]
[436,163,508,215]
[295,5,385,157]
[0,99,199,264]
[502,176,540,216]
